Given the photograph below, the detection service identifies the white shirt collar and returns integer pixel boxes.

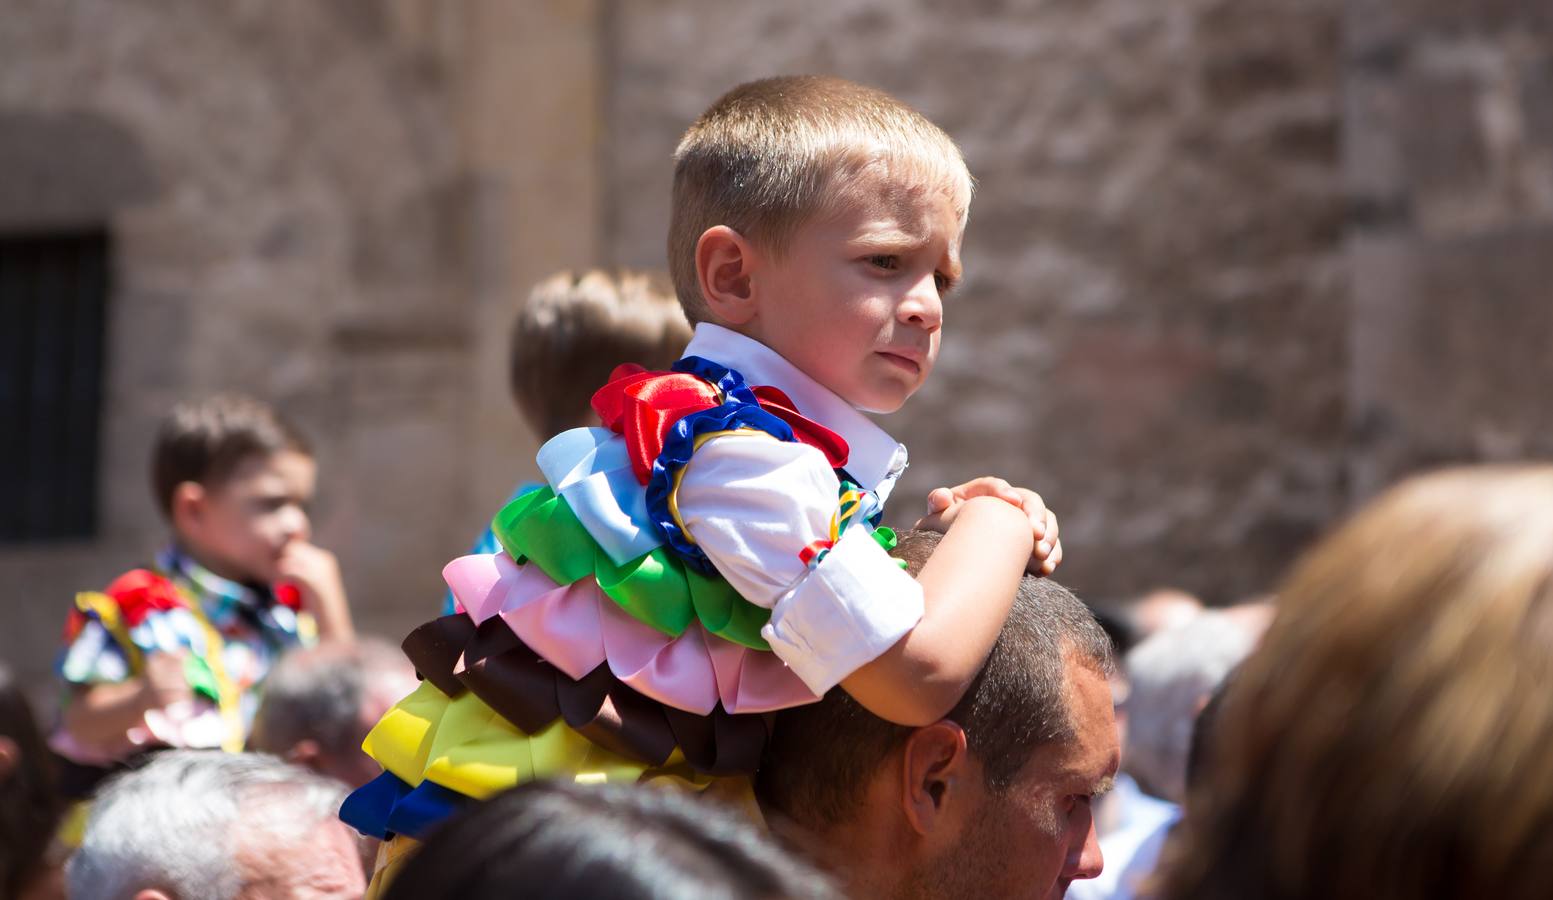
[681,323,908,491]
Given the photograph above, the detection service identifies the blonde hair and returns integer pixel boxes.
[510,269,691,436]
[668,75,972,324]
[1155,465,1553,900]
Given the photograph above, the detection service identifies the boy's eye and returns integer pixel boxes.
[934,271,954,293]
[868,254,899,271]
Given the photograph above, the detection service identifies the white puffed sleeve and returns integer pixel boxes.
[674,434,925,694]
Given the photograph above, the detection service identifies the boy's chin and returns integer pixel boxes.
[852,390,913,415]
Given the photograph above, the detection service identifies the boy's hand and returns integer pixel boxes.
[276,541,355,641]
[915,476,1063,576]
[138,652,193,712]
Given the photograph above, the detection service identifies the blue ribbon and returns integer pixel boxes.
[645,358,801,574]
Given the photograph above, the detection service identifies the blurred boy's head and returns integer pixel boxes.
[510,269,691,437]
[669,75,972,413]
[152,394,314,586]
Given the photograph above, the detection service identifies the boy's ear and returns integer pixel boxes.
[898,720,973,837]
[695,225,758,325]
[169,481,207,535]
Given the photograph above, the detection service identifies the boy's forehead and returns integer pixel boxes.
[828,171,969,259]
[847,156,970,217]
[214,449,316,495]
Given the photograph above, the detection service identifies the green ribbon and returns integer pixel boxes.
[869,526,909,569]
[492,487,771,650]
[182,654,221,705]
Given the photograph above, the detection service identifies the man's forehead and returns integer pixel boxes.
[1018,665,1120,790]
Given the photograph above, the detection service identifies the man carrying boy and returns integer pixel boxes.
[54,394,353,799]
[344,76,1061,884]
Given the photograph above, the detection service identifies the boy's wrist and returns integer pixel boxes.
[956,496,1036,545]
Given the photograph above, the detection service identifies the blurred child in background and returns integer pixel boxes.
[443,268,692,613]
[53,395,353,800]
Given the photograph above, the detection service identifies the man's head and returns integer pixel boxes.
[1122,610,1260,805]
[758,530,1119,899]
[247,638,419,789]
[67,750,365,900]
[670,76,972,413]
[510,269,692,437]
[152,395,314,585]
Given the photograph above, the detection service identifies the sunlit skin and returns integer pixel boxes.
[1020,661,1120,899]
[172,449,353,641]
[701,163,967,414]
[174,450,317,586]
[916,658,1118,900]
[802,652,1119,900]
[232,815,366,900]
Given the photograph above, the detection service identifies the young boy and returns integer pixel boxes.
[444,269,693,613]
[343,75,1061,873]
[53,394,353,797]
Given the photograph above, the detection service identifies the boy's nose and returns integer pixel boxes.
[898,275,943,332]
[279,505,311,542]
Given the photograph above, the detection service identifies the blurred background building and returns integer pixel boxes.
[3,0,1550,691]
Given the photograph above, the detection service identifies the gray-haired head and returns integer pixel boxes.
[66,750,347,900]
[248,637,417,787]
[1123,611,1257,804]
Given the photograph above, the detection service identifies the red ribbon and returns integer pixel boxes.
[102,569,186,628]
[590,364,850,486]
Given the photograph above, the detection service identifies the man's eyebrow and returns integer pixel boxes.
[1091,774,1117,798]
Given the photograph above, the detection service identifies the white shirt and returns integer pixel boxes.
[674,324,925,694]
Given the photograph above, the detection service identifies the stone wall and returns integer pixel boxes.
[0,0,553,692]
[1346,0,1553,497]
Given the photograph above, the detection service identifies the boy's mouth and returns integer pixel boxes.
[876,349,924,375]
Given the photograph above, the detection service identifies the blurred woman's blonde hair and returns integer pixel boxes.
[1155,465,1553,900]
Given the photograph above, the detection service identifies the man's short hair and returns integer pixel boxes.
[248,637,410,758]
[151,394,310,516]
[66,750,346,900]
[510,269,692,436]
[668,75,973,324]
[756,529,1114,827]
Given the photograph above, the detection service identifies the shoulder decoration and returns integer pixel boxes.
[343,357,900,845]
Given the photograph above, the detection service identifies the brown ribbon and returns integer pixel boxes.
[399,613,770,776]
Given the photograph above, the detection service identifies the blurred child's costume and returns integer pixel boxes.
[342,326,923,851]
[53,547,316,794]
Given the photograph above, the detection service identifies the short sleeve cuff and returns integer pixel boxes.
[761,525,925,695]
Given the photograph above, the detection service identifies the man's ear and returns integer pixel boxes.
[898,720,971,837]
[285,738,322,771]
[169,481,207,538]
[695,225,758,325]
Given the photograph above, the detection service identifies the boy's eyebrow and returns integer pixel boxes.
[852,227,964,278]
[851,225,926,247]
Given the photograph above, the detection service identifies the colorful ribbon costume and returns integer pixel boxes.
[341,357,901,845]
[54,550,315,791]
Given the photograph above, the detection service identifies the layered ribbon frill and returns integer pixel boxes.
[344,358,884,841]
